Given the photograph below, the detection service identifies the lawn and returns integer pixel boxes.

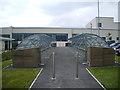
[2,59,12,68]
[115,56,120,63]
[2,69,40,89]
[88,67,119,89]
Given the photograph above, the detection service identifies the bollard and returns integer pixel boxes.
[52,52,56,79]
[76,52,79,79]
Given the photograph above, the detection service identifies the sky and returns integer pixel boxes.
[0,0,119,28]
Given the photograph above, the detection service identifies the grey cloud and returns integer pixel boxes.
[0,0,29,16]
[49,7,97,27]
[40,2,97,16]
[48,2,118,27]
[0,0,118,27]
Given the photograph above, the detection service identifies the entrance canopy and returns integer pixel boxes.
[0,36,15,41]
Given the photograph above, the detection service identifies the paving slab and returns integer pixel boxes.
[31,47,103,89]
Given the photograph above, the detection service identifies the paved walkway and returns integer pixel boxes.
[31,47,103,89]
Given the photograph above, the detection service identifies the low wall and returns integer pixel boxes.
[12,47,41,68]
[87,46,115,67]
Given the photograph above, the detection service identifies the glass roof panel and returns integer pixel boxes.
[69,33,109,50]
[16,34,55,51]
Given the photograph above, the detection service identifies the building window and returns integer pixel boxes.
[72,34,77,37]
[102,37,106,40]
[12,33,68,41]
[2,34,10,38]
[56,34,68,41]
[98,23,102,27]
[117,37,119,40]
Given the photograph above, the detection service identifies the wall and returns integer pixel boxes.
[86,17,118,29]
[56,41,70,47]
[0,40,5,51]
[85,17,119,42]
[87,46,115,67]
[12,47,41,68]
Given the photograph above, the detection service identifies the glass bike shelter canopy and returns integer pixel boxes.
[16,34,55,51]
[69,33,109,50]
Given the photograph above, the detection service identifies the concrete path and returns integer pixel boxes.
[31,47,103,89]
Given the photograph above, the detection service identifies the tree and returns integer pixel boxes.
[106,33,112,40]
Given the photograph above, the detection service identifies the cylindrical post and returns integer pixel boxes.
[90,23,92,34]
[98,0,100,36]
[7,41,9,50]
[52,52,55,79]
[76,52,79,79]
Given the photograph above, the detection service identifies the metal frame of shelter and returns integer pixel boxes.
[69,33,109,50]
[16,34,55,51]
[69,33,109,63]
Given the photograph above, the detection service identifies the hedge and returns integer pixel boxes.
[2,51,12,61]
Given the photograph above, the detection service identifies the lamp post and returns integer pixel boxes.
[90,23,92,34]
[98,0,100,36]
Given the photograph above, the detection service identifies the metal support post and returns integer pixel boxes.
[76,52,79,79]
[52,52,56,79]
[7,41,9,50]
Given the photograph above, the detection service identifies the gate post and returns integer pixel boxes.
[76,52,79,79]
[52,52,56,79]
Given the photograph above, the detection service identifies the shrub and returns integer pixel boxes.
[2,51,12,61]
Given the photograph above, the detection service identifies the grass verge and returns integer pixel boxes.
[2,69,40,88]
[115,56,120,63]
[88,67,119,89]
[2,59,12,68]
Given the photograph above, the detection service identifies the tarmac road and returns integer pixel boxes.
[31,47,103,89]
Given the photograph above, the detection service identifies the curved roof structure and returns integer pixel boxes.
[69,33,109,50]
[16,34,55,51]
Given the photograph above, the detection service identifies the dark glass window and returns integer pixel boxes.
[2,34,10,38]
[117,37,119,40]
[102,37,106,40]
[12,33,35,41]
[56,34,68,41]
[5,41,10,50]
[98,23,102,27]
[12,33,68,41]
[72,34,77,37]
